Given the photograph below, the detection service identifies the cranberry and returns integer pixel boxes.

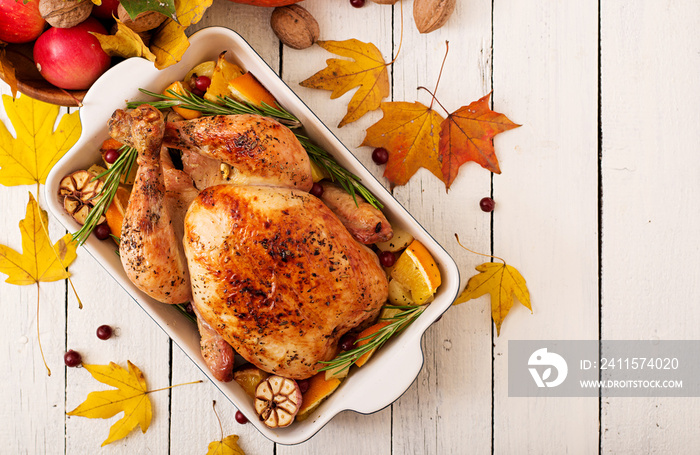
[350,0,365,7]
[378,250,396,267]
[371,147,389,165]
[103,149,120,164]
[339,333,357,351]
[96,324,113,340]
[64,350,81,367]
[309,182,324,198]
[185,303,195,316]
[194,75,211,92]
[94,223,110,240]
[479,197,495,212]
[191,87,205,97]
[235,410,248,424]
[297,378,310,394]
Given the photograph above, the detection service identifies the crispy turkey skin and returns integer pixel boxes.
[184,185,389,379]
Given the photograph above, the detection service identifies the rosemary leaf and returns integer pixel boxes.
[72,146,137,245]
[318,305,426,373]
[128,86,382,209]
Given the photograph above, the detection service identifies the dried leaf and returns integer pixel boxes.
[439,93,520,188]
[0,94,81,187]
[361,101,444,185]
[151,19,189,70]
[175,0,213,27]
[300,39,390,127]
[0,193,77,285]
[91,19,156,62]
[120,0,177,21]
[206,434,246,455]
[453,262,531,336]
[0,47,18,98]
[67,361,153,446]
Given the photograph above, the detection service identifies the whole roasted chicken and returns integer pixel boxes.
[109,105,391,380]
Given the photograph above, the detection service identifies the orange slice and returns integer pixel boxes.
[310,160,330,182]
[228,72,277,107]
[204,52,244,102]
[296,372,341,421]
[104,185,131,239]
[233,365,270,398]
[354,321,391,367]
[163,81,201,120]
[390,239,441,305]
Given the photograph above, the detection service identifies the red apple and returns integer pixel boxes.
[0,0,46,43]
[91,0,120,19]
[33,18,111,90]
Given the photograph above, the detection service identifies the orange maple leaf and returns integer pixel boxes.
[439,93,520,188]
[361,101,444,185]
[300,39,390,127]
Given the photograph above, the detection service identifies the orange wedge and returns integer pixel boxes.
[104,185,131,239]
[310,160,330,182]
[228,72,277,107]
[390,239,441,305]
[163,81,201,120]
[354,321,391,367]
[204,52,244,102]
[296,372,341,421]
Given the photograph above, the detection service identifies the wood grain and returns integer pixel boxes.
[600,2,700,453]
[492,1,600,453]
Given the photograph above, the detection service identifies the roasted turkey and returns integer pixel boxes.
[109,104,390,380]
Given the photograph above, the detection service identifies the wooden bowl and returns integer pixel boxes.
[0,42,87,107]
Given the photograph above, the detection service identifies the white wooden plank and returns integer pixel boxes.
[492,1,599,454]
[63,251,172,454]
[0,87,68,454]
[278,1,396,453]
[386,0,495,453]
[601,1,700,453]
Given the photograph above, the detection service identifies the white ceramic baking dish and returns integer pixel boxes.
[45,26,460,444]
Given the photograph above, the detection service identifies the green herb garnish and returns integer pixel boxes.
[318,305,426,374]
[128,88,383,209]
[72,145,137,245]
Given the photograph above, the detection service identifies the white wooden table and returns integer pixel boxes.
[1,1,699,453]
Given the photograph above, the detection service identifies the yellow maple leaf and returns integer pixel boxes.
[0,94,81,188]
[151,19,190,70]
[67,361,153,447]
[175,0,214,27]
[0,192,77,285]
[207,434,246,455]
[454,261,532,336]
[361,101,444,185]
[300,39,390,127]
[91,19,157,62]
[0,192,78,375]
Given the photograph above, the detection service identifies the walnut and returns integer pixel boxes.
[39,0,93,29]
[413,0,456,34]
[270,4,320,50]
[117,4,167,33]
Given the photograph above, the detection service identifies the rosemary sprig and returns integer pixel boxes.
[127,89,302,128]
[128,87,383,209]
[174,303,197,325]
[72,145,137,245]
[297,135,382,209]
[318,305,426,374]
